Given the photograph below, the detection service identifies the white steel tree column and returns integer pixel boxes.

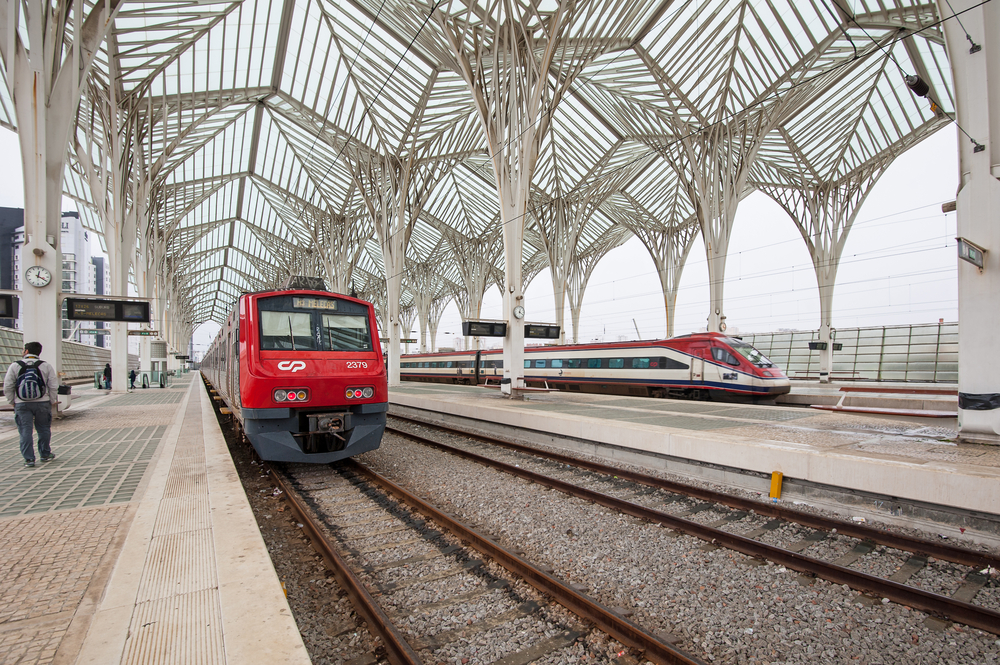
[565,226,630,343]
[668,123,763,334]
[531,169,629,344]
[438,0,613,394]
[606,191,701,339]
[939,0,1000,444]
[439,226,503,351]
[353,155,445,386]
[758,162,890,383]
[1,0,120,372]
[72,75,150,394]
[408,260,447,353]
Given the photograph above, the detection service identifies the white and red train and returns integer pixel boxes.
[202,287,388,463]
[401,333,790,401]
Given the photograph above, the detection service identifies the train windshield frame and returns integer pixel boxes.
[726,338,774,367]
[258,295,373,352]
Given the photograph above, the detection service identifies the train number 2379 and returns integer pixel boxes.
[346,361,369,369]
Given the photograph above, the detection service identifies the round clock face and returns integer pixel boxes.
[25,265,52,288]
[513,305,525,319]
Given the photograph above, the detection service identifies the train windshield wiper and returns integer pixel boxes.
[288,316,296,351]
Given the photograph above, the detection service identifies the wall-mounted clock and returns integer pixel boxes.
[25,266,52,288]
[513,305,525,319]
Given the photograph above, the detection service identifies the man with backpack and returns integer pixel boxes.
[4,342,59,467]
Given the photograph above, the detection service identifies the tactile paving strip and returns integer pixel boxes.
[103,392,185,406]
[0,426,165,516]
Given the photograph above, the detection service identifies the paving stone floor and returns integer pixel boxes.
[0,376,193,665]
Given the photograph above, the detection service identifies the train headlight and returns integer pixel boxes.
[345,386,374,399]
[274,388,309,403]
[761,371,773,377]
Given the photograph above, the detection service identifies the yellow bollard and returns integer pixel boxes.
[769,471,783,500]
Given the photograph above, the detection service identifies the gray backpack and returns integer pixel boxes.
[15,360,46,400]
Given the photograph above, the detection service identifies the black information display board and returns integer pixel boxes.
[0,295,18,318]
[462,321,508,337]
[66,298,151,323]
[524,324,560,339]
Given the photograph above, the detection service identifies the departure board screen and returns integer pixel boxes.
[0,295,17,318]
[66,298,151,323]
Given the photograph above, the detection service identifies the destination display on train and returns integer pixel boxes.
[66,298,151,323]
[293,297,338,310]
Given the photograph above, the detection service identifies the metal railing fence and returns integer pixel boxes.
[742,322,958,383]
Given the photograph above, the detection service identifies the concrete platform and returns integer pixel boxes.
[0,374,309,664]
[388,382,1000,545]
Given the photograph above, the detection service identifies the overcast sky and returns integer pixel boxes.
[0,125,959,358]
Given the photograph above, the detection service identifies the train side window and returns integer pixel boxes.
[712,348,740,366]
[550,359,563,368]
[632,358,650,369]
[447,361,453,368]
[609,358,624,369]
[567,359,581,368]
[524,360,531,369]
[587,358,602,369]
[534,359,546,368]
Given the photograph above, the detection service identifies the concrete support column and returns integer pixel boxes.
[939,0,1000,443]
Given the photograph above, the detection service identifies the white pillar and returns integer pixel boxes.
[940,0,1000,443]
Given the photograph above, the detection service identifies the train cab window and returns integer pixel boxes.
[321,314,371,351]
[550,359,563,368]
[260,311,315,350]
[534,360,546,368]
[587,358,602,369]
[632,358,650,369]
[712,347,740,366]
[567,359,582,368]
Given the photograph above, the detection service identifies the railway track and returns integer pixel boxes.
[270,460,709,665]
[384,415,1000,636]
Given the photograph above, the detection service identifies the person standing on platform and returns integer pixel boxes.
[103,363,112,389]
[129,369,136,389]
[4,342,58,467]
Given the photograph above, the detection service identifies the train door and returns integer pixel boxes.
[474,350,481,385]
[233,320,241,408]
[689,344,708,385]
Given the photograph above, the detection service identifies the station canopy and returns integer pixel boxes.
[0,0,954,329]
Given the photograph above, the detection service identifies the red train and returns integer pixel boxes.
[401,332,790,401]
[202,286,388,463]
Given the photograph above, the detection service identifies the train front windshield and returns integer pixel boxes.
[259,295,373,352]
[726,338,774,368]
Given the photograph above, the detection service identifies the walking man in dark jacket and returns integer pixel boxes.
[4,342,58,467]
[103,363,112,389]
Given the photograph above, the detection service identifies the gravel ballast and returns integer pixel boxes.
[362,422,1000,664]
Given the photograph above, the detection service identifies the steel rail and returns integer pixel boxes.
[267,465,424,665]
[345,460,708,665]
[388,415,1000,571]
[387,426,1000,636]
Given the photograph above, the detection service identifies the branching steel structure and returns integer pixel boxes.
[0,0,955,383]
